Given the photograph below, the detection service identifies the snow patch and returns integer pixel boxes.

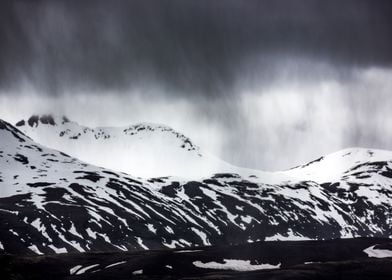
[132,269,143,275]
[28,245,44,255]
[191,227,210,245]
[364,245,392,258]
[70,265,83,275]
[75,264,100,275]
[136,236,149,250]
[193,259,281,271]
[48,245,67,254]
[105,261,126,268]
[146,224,157,234]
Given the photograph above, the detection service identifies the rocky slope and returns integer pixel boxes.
[0,119,391,255]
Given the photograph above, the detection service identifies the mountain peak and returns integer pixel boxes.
[283,147,392,183]
[14,115,219,178]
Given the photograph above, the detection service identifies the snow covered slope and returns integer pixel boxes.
[15,114,264,179]
[282,148,392,183]
[1,119,392,255]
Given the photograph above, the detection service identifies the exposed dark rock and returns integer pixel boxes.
[13,154,29,164]
[73,171,104,182]
[27,115,39,127]
[26,182,55,187]
[39,115,56,125]
[62,116,70,123]
[15,120,25,127]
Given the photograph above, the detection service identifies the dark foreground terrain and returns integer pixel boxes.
[1,238,391,280]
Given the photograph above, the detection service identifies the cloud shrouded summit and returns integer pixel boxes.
[1,0,392,170]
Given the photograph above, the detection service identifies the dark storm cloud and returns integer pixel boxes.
[1,0,392,171]
[0,0,392,96]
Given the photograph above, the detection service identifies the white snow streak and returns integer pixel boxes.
[193,259,281,271]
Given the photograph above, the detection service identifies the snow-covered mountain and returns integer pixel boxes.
[15,114,263,179]
[0,119,391,255]
[283,148,392,183]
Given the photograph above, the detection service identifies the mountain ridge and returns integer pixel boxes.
[0,119,391,255]
[15,114,256,179]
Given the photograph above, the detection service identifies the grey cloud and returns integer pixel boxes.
[2,66,392,171]
[0,0,392,96]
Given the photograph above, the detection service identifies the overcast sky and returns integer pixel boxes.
[1,0,392,170]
